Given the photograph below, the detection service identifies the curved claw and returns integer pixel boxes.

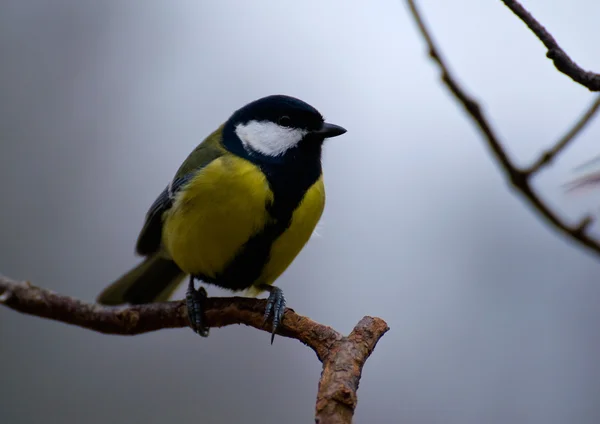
[261,285,286,344]
[186,277,209,337]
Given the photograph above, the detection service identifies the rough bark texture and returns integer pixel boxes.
[315,317,389,424]
[0,274,388,423]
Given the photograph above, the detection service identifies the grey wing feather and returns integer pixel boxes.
[133,125,227,257]
[135,174,195,256]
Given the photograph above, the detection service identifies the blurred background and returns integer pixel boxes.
[2,1,600,423]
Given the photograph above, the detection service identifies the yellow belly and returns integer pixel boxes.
[162,154,325,291]
[162,156,272,277]
[259,176,325,286]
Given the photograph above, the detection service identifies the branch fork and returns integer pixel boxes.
[407,0,600,258]
[0,274,388,424]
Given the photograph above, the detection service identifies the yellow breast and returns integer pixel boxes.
[258,176,325,287]
[162,155,272,277]
[162,154,325,292]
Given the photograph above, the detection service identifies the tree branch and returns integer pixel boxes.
[524,95,600,175]
[500,0,600,92]
[315,317,389,423]
[0,274,388,424]
[406,0,600,257]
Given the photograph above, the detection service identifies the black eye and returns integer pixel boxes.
[278,115,292,127]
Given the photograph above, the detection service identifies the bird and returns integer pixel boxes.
[96,94,346,342]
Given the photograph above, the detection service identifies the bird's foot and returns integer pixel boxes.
[186,276,209,337]
[259,284,286,344]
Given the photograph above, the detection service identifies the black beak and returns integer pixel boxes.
[312,122,347,138]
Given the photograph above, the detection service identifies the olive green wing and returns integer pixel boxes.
[135,126,227,256]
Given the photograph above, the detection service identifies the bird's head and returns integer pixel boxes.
[222,95,346,162]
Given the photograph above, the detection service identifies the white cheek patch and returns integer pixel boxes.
[235,120,308,157]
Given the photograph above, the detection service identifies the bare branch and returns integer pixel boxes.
[500,0,600,92]
[406,0,600,257]
[572,154,600,173]
[564,171,600,193]
[525,95,600,175]
[315,317,389,424]
[0,274,388,423]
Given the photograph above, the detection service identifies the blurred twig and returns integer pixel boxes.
[500,0,600,92]
[406,0,600,255]
[572,153,600,173]
[0,274,388,424]
[525,96,600,175]
[564,171,600,193]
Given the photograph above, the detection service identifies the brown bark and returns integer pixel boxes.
[0,274,388,423]
[500,0,600,92]
[407,0,600,259]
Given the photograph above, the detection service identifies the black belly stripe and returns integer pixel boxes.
[198,145,323,291]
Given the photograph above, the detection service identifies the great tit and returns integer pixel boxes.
[96,94,346,342]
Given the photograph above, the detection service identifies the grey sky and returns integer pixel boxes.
[2,1,600,423]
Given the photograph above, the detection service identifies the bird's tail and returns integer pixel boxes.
[97,255,186,305]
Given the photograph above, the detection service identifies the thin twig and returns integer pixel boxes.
[0,274,388,424]
[564,171,600,194]
[406,0,600,256]
[500,0,600,92]
[525,95,600,175]
[572,153,600,173]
